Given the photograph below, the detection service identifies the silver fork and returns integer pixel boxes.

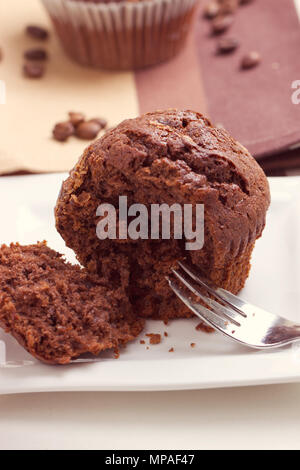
[167,261,300,349]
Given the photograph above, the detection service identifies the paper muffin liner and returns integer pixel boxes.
[42,0,198,70]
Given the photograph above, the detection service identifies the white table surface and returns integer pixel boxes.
[1,384,300,450]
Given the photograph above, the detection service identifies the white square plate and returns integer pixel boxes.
[0,173,300,395]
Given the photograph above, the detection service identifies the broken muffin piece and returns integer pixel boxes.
[0,242,144,364]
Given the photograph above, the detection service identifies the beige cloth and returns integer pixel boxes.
[0,0,139,174]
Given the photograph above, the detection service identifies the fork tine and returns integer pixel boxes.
[166,275,231,332]
[172,267,241,326]
[178,261,247,318]
[197,295,241,326]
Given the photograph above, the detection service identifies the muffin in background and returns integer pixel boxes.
[55,109,270,321]
[42,0,198,70]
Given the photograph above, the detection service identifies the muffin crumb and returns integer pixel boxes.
[146,334,161,345]
[196,322,215,334]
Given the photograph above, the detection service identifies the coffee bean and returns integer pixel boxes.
[24,48,48,61]
[26,25,49,41]
[23,62,45,78]
[241,51,261,69]
[75,121,101,140]
[68,112,85,127]
[53,122,75,142]
[203,1,220,19]
[217,37,239,53]
[89,117,108,129]
[211,15,234,34]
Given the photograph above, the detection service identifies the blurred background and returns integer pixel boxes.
[1,0,300,177]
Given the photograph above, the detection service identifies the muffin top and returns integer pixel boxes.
[57,109,270,257]
[96,108,268,195]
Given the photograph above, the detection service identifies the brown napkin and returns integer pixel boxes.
[136,0,300,174]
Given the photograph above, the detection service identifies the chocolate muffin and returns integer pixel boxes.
[42,0,198,70]
[55,109,270,320]
[0,242,144,364]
